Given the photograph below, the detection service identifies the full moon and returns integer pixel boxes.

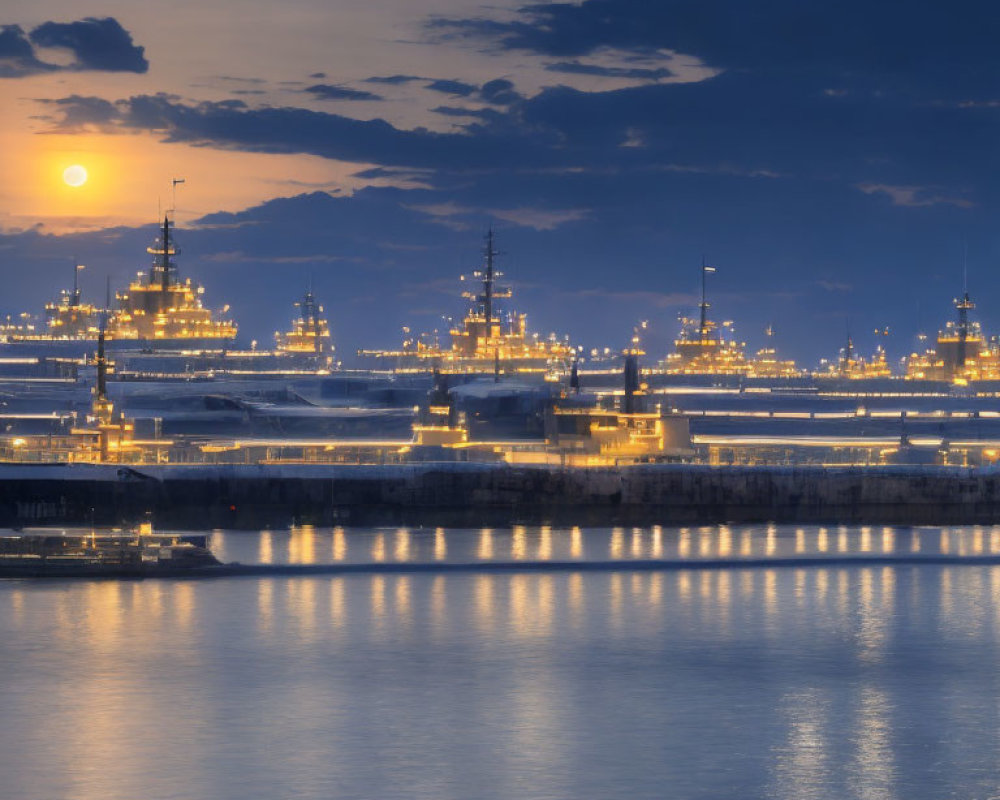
[63,165,88,187]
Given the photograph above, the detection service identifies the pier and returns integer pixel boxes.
[2,462,999,528]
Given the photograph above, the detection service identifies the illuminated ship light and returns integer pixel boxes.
[109,215,237,342]
[358,229,574,374]
[274,286,336,367]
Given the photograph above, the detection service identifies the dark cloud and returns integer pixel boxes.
[309,72,326,79]
[432,0,1000,99]
[305,83,382,101]
[0,24,52,77]
[364,74,423,84]
[44,92,563,171]
[480,78,520,105]
[36,94,117,129]
[426,78,477,96]
[30,17,148,73]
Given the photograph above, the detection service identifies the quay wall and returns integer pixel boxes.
[0,462,999,528]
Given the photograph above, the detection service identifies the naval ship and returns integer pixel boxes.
[2,214,236,354]
[904,283,1000,382]
[358,229,575,375]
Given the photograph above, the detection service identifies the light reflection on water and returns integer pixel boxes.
[2,529,1000,799]
[206,524,1000,567]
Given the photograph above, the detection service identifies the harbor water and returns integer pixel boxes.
[3,526,1000,799]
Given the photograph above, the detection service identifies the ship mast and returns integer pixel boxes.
[699,261,716,340]
[71,261,83,308]
[147,215,177,291]
[482,227,497,328]
[842,320,854,377]
[956,266,974,369]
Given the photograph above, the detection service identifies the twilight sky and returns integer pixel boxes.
[0,1,997,365]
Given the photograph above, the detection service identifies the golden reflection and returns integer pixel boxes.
[537,575,554,634]
[294,579,317,636]
[678,571,692,603]
[940,567,953,622]
[817,569,829,602]
[719,526,732,557]
[394,576,411,620]
[992,527,1000,553]
[475,574,494,630]
[764,570,777,619]
[766,526,777,556]
[431,575,446,628]
[717,571,731,622]
[510,574,529,634]
[817,527,828,553]
[741,571,754,598]
[83,582,124,645]
[257,579,274,633]
[838,528,848,553]
[8,589,24,625]
[330,577,345,625]
[434,527,447,561]
[259,530,273,564]
[837,569,849,616]
[478,528,494,560]
[651,525,662,558]
[910,531,921,553]
[678,527,691,559]
[699,571,712,599]
[512,526,527,559]
[940,529,949,554]
[174,583,195,630]
[371,532,386,562]
[649,572,662,606]
[333,527,347,561]
[571,526,584,559]
[795,528,806,554]
[628,528,641,558]
[741,529,753,557]
[856,567,894,662]
[569,573,584,621]
[973,526,984,555]
[794,569,806,608]
[394,528,410,562]
[632,572,644,597]
[538,526,552,561]
[609,573,624,627]
[299,525,316,564]
[610,527,625,559]
[371,575,386,624]
[881,527,894,554]
[699,527,712,557]
[860,526,872,553]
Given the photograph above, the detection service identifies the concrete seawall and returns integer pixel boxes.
[1,462,999,528]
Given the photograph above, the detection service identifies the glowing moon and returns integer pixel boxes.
[63,165,88,187]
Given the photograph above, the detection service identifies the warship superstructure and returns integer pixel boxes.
[3,215,236,350]
[904,285,1000,381]
[275,286,334,366]
[663,265,749,374]
[359,229,574,374]
[109,215,237,344]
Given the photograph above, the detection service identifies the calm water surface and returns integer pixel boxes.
[3,526,1000,800]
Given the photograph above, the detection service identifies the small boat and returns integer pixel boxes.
[0,522,220,577]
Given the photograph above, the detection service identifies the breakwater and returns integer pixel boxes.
[1,462,998,528]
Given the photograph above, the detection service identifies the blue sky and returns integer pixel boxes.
[0,2,996,365]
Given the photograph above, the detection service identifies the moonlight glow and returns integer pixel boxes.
[63,165,88,187]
